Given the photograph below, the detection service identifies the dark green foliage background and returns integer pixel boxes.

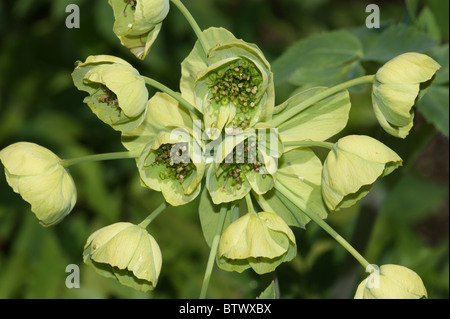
[0,0,448,298]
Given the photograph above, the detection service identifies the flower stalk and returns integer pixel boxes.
[61,151,140,168]
[199,205,228,299]
[170,0,209,56]
[143,76,203,119]
[270,75,375,127]
[275,182,371,270]
[138,201,169,229]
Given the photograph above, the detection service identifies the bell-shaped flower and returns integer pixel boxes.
[0,142,76,226]
[206,127,281,204]
[217,211,296,274]
[83,222,162,292]
[354,264,427,299]
[321,135,402,211]
[138,128,204,206]
[72,55,149,132]
[181,27,275,139]
[108,0,170,60]
[372,52,441,138]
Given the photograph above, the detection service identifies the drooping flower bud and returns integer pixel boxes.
[372,52,441,138]
[108,0,170,60]
[83,222,162,292]
[217,211,296,274]
[72,55,149,132]
[321,135,402,211]
[354,264,427,299]
[0,142,76,226]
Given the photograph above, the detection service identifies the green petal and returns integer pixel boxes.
[181,27,240,108]
[276,148,327,221]
[116,23,162,60]
[198,187,240,247]
[206,162,252,204]
[121,92,195,154]
[376,52,441,84]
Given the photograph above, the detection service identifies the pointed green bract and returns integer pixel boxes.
[217,211,296,274]
[0,142,77,227]
[72,55,149,132]
[322,135,402,211]
[257,148,328,228]
[181,27,275,139]
[108,0,170,60]
[271,87,351,149]
[83,222,162,292]
[354,264,427,299]
[372,52,441,138]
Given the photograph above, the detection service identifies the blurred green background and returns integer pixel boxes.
[0,0,448,299]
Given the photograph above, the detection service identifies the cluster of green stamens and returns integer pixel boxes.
[153,143,195,183]
[220,138,265,190]
[97,85,119,107]
[208,59,262,129]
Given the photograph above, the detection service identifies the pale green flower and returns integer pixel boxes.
[0,142,76,227]
[354,264,427,299]
[372,52,441,138]
[138,128,204,206]
[72,55,149,132]
[217,211,296,274]
[181,27,275,139]
[321,135,402,211]
[108,0,170,60]
[206,127,281,205]
[83,222,162,292]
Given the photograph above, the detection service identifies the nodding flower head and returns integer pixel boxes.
[354,264,427,299]
[83,222,162,292]
[217,211,296,274]
[321,135,402,211]
[108,0,170,60]
[72,55,149,132]
[372,52,441,138]
[0,142,76,227]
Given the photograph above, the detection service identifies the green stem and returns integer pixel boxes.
[143,76,203,120]
[275,182,371,270]
[245,194,256,214]
[270,75,375,127]
[170,0,209,56]
[138,202,169,229]
[283,140,334,150]
[61,151,139,168]
[199,205,228,299]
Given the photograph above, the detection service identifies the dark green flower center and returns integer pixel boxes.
[220,138,265,190]
[153,143,195,184]
[97,85,119,107]
[208,59,262,129]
